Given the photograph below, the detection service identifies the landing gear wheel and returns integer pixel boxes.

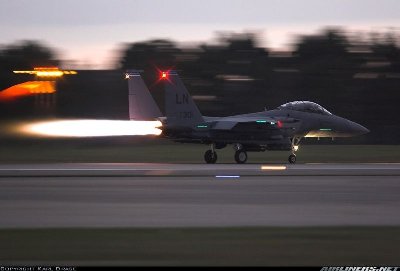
[288,154,296,164]
[234,150,248,164]
[204,150,217,164]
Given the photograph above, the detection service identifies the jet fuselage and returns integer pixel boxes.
[161,108,369,149]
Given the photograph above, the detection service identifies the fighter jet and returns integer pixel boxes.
[126,70,369,164]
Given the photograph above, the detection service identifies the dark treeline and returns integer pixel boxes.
[1,28,400,143]
[0,40,59,90]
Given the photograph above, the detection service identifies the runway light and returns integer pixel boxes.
[261,165,287,170]
[18,119,162,137]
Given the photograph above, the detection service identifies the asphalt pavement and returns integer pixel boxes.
[0,163,399,228]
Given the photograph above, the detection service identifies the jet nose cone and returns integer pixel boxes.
[361,125,370,135]
[349,121,370,135]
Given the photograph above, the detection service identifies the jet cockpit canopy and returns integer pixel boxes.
[277,101,332,115]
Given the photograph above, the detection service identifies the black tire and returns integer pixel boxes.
[204,150,217,164]
[234,150,248,164]
[288,154,296,164]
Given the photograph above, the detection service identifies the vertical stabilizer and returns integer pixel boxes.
[164,71,204,127]
[127,70,162,120]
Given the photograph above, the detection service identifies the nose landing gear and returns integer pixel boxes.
[288,153,297,164]
[288,137,301,164]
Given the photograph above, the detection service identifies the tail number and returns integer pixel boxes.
[178,111,193,119]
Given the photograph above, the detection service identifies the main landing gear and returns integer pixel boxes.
[204,143,248,164]
[234,149,248,164]
[288,137,301,164]
[203,139,302,164]
[204,144,217,164]
[233,143,247,164]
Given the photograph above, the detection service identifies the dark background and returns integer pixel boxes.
[1,28,399,144]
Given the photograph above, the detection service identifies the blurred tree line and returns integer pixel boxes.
[1,28,400,143]
[0,40,59,89]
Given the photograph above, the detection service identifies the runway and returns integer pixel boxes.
[0,163,399,228]
[1,162,400,176]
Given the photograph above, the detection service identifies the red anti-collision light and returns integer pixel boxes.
[161,71,168,79]
[277,120,283,128]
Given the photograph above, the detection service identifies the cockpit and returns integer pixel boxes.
[277,101,332,115]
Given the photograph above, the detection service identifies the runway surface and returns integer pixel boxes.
[0,163,399,228]
[1,162,400,176]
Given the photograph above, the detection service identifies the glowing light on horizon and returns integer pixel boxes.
[36,70,64,77]
[13,67,77,78]
[0,81,56,100]
[19,119,162,137]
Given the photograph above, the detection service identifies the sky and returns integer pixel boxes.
[1,0,399,68]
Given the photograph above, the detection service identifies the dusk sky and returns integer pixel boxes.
[1,0,399,68]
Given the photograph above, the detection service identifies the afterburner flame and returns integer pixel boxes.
[0,81,55,100]
[19,119,162,137]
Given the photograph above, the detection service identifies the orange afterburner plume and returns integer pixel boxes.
[0,81,55,101]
